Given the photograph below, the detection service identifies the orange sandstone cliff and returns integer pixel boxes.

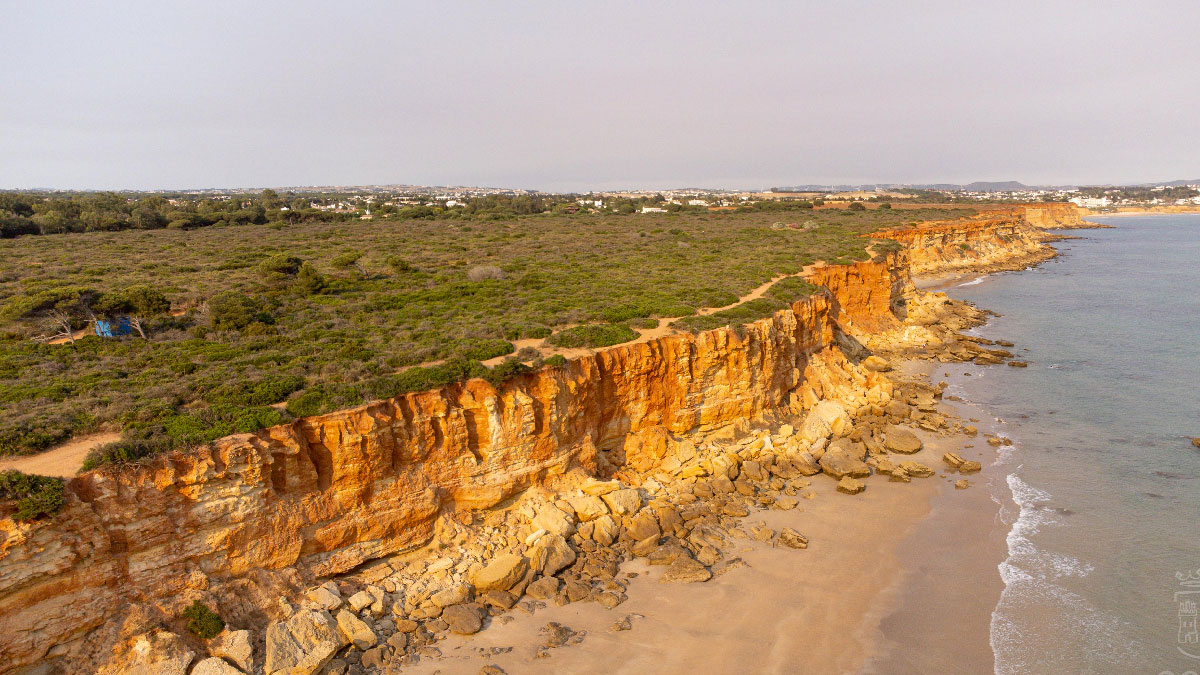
[0,213,1059,673]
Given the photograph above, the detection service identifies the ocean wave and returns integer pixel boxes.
[957,275,989,287]
[991,473,1132,673]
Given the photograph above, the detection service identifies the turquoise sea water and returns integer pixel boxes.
[941,215,1200,673]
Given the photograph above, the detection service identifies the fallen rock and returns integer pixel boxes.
[442,604,483,635]
[661,557,712,583]
[530,534,577,577]
[566,495,609,521]
[209,629,254,673]
[955,479,971,489]
[942,452,965,468]
[959,460,982,473]
[525,576,561,600]
[818,439,870,479]
[602,488,642,515]
[884,426,923,454]
[1007,361,1029,368]
[533,505,576,537]
[897,461,934,478]
[100,630,195,675]
[779,528,809,549]
[265,610,348,675]
[335,609,377,650]
[306,586,342,611]
[862,355,892,372]
[1192,438,1200,448]
[836,476,866,494]
[471,554,529,592]
[430,583,471,608]
[347,590,373,612]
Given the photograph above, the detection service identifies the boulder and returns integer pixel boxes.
[660,557,712,583]
[647,544,690,566]
[431,583,472,608]
[955,479,971,489]
[779,528,809,549]
[361,647,387,671]
[525,576,562,600]
[625,510,661,542]
[335,609,377,650]
[192,658,242,675]
[884,426,923,454]
[100,630,195,675]
[602,488,642,516]
[790,452,822,476]
[818,439,870,479]
[862,355,891,372]
[591,515,619,546]
[566,495,609,521]
[942,452,965,468]
[442,604,483,635]
[581,478,620,495]
[836,476,866,494]
[264,610,347,675]
[532,505,576,536]
[482,590,518,609]
[1191,437,1200,448]
[305,586,342,611]
[347,590,373,613]
[530,534,577,577]
[897,461,934,478]
[800,401,849,441]
[209,629,254,673]
[471,554,529,592]
[959,460,982,473]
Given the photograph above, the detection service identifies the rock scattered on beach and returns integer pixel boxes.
[779,528,809,549]
[836,476,866,494]
[884,426,923,454]
[1192,437,1200,448]
[954,479,971,490]
[1007,361,1028,368]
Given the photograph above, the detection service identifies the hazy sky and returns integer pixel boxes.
[3,1,1198,191]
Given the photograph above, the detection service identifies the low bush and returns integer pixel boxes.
[0,470,65,520]
[466,265,504,281]
[182,600,224,639]
[546,323,638,349]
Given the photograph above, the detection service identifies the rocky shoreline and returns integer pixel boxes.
[0,210,1072,675]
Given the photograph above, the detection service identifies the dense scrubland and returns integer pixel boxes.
[0,201,971,465]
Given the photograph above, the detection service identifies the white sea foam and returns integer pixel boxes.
[957,275,988,287]
[990,473,1131,674]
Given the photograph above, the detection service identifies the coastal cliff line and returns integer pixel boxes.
[0,206,1074,674]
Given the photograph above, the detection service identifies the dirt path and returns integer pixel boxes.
[482,261,829,368]
[0,432,121,477]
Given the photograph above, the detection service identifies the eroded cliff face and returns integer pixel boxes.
[0,296,881,670]
[1018,202,1088,229]
[0,212,1059,673]
[871,216,1054,277]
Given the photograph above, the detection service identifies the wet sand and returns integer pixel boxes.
[406,374,993,674]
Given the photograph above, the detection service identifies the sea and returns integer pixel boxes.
[939,214,1200,673]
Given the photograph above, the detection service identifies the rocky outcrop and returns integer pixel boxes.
[1017,203,1090,229]
[871,216,1054,276]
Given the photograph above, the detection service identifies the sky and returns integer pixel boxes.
[2,0,1199,192]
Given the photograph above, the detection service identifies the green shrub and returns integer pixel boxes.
[848,202,866,211]
[454,338,514,361]
[294,262,326,295]
[546,323,638,349]
[544,354,567,367]
[765,277,821,304]
[331,251,363,269]
[627,317,658,329]
[182,600,224,639]
[81,439,171,471]
[0,470,65,520]
[208,293,271,331]
[258,254,302,278]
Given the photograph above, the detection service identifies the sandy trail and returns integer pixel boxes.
[0,432,121,477]
[482,260,830,368]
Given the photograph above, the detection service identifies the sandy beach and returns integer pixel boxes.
[402,363,998,675]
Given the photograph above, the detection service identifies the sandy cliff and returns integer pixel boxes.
[0,212,1057,673]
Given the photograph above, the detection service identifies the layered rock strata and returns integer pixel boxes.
[0,212,1058,674]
